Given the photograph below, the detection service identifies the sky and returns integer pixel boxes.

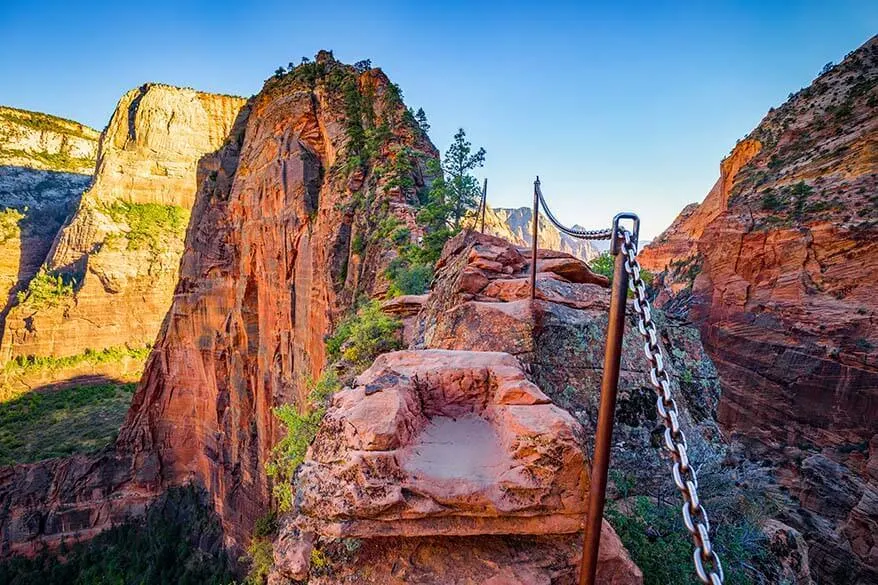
[1,1,875,239]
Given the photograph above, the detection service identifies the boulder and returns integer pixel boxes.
[297,349,588,537]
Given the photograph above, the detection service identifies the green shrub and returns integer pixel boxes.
[0,208,24,243]
[325,301,402,367]
[761,190,783,211]
[101,201,189,252]
[15,269,75,309]
[243,538,274,585]
[386,257,432,296]
[589,252,615,280]
[267,370,341,512]
[391,226,411,245]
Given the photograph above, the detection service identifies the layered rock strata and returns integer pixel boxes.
[1,85,246,362]
[0,107,99,338]
[639,35,878,584]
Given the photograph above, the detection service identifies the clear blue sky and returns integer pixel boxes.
[1,1,875,238]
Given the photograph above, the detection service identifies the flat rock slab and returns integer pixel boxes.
[297,349,588,538]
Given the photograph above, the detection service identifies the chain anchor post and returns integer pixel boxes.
[479,177,488,233]
[530,177,541,301]
[580,213,639,585]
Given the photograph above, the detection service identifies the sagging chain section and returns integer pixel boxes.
[531,178,724,585]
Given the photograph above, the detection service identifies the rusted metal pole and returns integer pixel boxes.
[530,177,540,300]
[580,237,629,585]
[479,178,488,233]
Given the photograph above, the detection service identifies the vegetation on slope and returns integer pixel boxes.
[101,201,190,253]
[0,147,95,172]
[0,382,135,465]
[608,460,786,585]
[0,106,97,142]
[14,268,76,310]
[0,486,233,585]
[1,345,151,402]
[0,207,24,243]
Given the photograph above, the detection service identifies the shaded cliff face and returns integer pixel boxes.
[0,107,99,343]
[640,36,878,584]
[1,85,246,362]
[117,56,438,547]
[474,205,600,261]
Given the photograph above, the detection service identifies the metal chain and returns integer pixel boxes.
[534,182,614,241]
[619,227,725,585]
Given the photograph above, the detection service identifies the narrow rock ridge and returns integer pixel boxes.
[640,34,878,584]
[1,85,246,362]
[272,232,646,583]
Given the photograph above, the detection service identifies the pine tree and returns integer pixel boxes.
[442,128,486,228]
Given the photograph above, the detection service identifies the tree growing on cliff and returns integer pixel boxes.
[442,128,486,228]
[415,107,430,134]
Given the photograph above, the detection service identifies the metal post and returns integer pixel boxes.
[580,235,629,585]
[530,177,540,300]
[479,178,488,233]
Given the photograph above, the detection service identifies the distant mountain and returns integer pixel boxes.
[473,205,600,261]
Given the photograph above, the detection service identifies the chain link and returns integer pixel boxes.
[618,227,725,585]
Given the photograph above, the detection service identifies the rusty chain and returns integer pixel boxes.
[618,227,725,585]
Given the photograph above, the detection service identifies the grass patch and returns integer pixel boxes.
[101,201,190,253]
[3,345,151,378]
[0,382,136,466]
[1,345,151,403]
[0,486,233,585]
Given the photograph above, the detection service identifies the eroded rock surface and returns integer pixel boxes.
[298,350,587,537]
[0,54,438,555]
[0,106,99,339]
[639,35,878,583]
[1,85,246,362]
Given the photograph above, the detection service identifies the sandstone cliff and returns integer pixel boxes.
[471,204,600,261]
[0,52,438,556]
[1,85,246,362]
[0,107,99,348]
[640,35,878,584]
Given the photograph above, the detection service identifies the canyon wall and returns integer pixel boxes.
[640,36,878,584]
[0,52,439,554]
[1,86,246,362]
[0,107,98,340]
[473,205,600,261]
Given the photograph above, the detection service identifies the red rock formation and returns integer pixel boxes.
[298,350,587,538]
[640,35,878,583]
[0,53,438,554]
